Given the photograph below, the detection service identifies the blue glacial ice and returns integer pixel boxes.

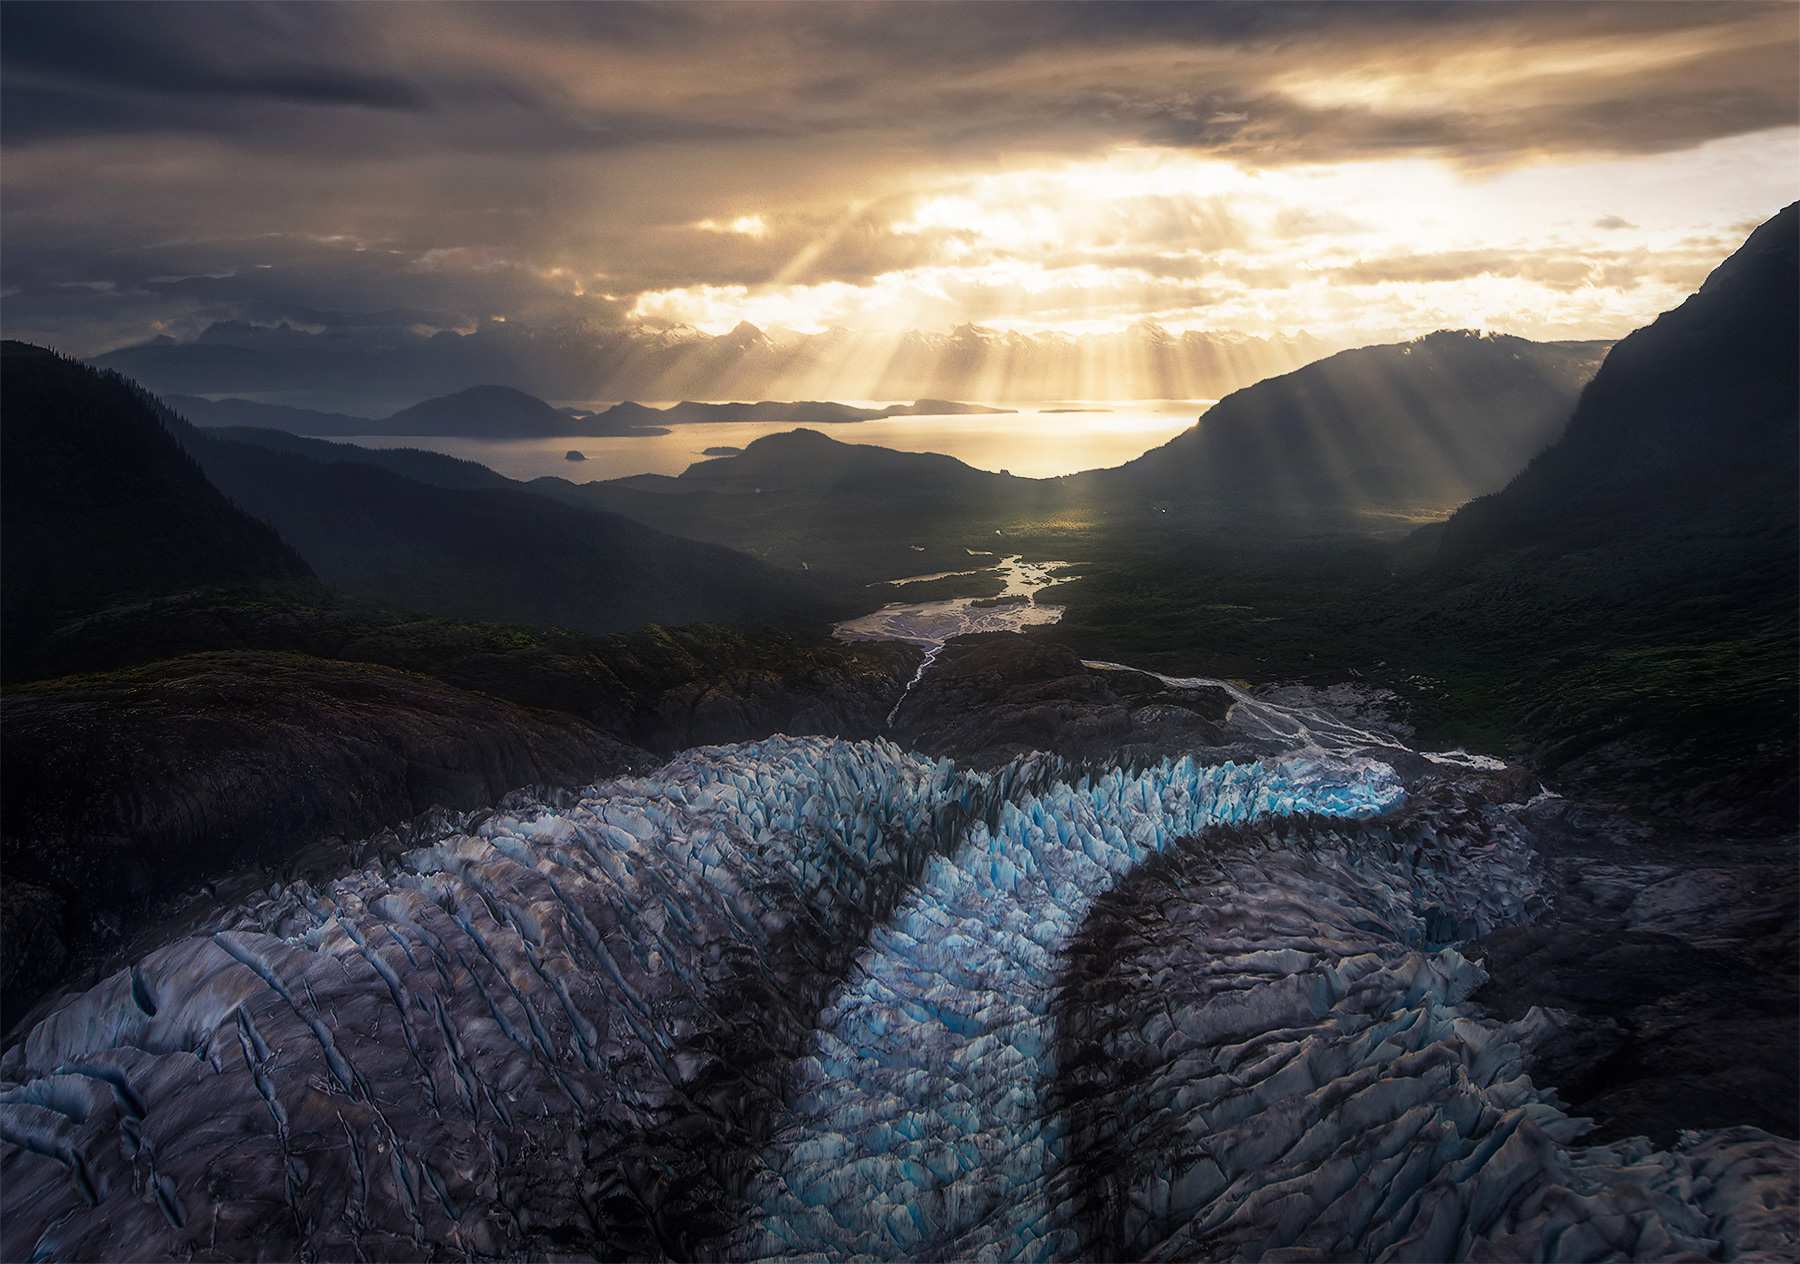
[1,738,969,1261]
[738,752,1404,1261]
[2,722,1794,1261]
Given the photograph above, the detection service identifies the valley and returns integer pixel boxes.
[2,194,1794,1262]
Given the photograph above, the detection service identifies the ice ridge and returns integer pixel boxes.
[739,751,1405,1260]
[1057,783,1795,1260]
[2,731,1794,1262]
[0,737,972,1261]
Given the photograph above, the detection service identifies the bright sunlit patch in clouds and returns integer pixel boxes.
[1272,25,1748,117]
[630,129,1798,341]
[696,215,769,237]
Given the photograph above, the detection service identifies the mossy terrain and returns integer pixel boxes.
[10,582,915,751]
[1035,496,1796,832]
[0,648,654,1028]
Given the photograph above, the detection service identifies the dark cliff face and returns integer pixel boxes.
[1108,330,1608,517]
[1395,205,1799,830]
[1,342,312,674]
[0,651,651,1031]
[1442,202,1798,543]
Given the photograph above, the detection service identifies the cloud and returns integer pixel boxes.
[2,2,1795,357]
[1,2,428,142]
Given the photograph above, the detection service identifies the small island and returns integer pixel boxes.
[702,445,744,456]
[564,449,587,461]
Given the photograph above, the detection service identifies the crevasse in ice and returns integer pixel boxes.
[2,731,1794,1262]
[1,738,968,1260]
[739,751,1404,1260]
[1054,792,1796,1261]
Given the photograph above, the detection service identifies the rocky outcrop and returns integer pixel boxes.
[893,632,1247,769]
[1467,801,1799,1147]
[646,650,919,751]
[1,651,650,1029]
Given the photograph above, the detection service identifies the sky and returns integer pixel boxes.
[3,0,1796,363]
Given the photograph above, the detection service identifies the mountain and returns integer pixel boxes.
[540,331,1611,588]
[166,389,1010,438]
[0,342,866,665]
[173,421,856,634]
[584,398,1015,428]
[882,398,1016,416]
[1398,203,1799,825]
[594,397,882,428]
[533,428,1061,583]
[1106,330,1611,518]
[196,426,517,490]
[380,383,582,436]
[673,427,1015,495]
[93,319,1336,407]
[0,342,311,675]
[164,394,387,436]
[1440,204,1799,544]
[169,388,670,437]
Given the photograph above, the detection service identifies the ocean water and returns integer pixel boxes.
[335,400,1209,482]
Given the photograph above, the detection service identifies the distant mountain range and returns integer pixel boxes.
[541,328,1611,581]
[170,387,1013,438]
[169,385,667,438]
[94,319,1336,410]
[589,397,1014,427]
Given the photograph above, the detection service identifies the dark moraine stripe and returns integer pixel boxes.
[1051,773,1794,1262]
[0,738,973,1263]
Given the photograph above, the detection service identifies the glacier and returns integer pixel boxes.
[739,751,1403,1261]
[2,697,1795,1259]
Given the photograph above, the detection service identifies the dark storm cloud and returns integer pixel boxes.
[1,2,427,142]
[6,1,1792,156]
[2,1,1794,355]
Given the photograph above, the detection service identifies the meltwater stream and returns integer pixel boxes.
[832,556,1075,651]
[833,556,1074,728]
[3,687,1794,1259]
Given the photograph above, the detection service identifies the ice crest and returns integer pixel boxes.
[2,734,1792,1263]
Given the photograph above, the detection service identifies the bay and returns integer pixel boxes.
[332,400,1209,483]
